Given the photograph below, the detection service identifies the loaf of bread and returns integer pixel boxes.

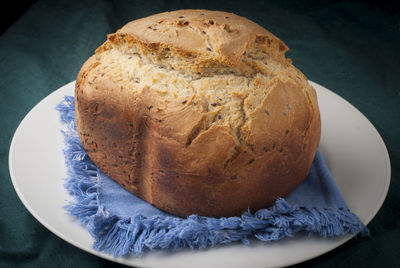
[75,9,321,217]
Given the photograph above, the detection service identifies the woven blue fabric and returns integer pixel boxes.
[56,96,367,257]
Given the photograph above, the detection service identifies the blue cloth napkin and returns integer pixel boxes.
[56,96,367,257]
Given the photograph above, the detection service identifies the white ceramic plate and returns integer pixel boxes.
[9,81,391,268]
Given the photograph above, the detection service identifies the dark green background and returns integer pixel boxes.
[1,0,399,267]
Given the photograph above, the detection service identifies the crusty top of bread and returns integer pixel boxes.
[97,10,289,70]
[113,9,288,65]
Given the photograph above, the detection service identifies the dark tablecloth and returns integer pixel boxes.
[1,0,399,267]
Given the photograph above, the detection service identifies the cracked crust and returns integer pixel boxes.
[75,9,321,217]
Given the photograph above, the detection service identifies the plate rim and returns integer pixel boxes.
[308,80,391,225]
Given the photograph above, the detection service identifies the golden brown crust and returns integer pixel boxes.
[116,9,288,65]
[75,10,321,217]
